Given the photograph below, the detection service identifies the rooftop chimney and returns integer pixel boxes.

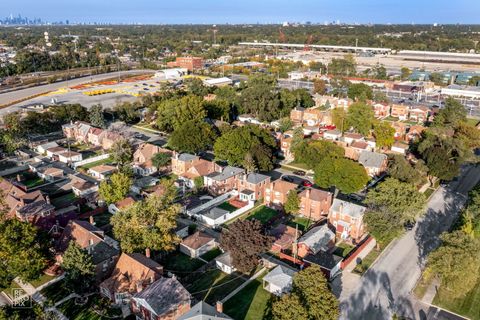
[45,196,50,204]
[145,248,151,258]
[216,301,223,313]
[89,215,94,225]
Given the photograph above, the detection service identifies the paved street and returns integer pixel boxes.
[340,165,480,320]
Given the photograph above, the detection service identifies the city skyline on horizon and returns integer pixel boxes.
[1,0,479,25]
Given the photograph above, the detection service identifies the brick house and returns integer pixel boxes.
[373,103,390,118]
[328,199,366,242]
[298,188,333,221]
[87,127,104,146]
[408,106,429,123]
[57,220,119,281]
[295,224,335,258]
[290,107,305,124]
[172,153,201,176]
[270,224,297,253]
[264,180,298,209]
[237,173,271,201]
[131,277,191,320]
[62,121,92,144]
[204,166,245,195]
[358,151,388,177]
[133,143,172,176]
[101,131,123,150]
[166,56,204,71]
[100,253,163,305]
[391,122,407,140]
[280,135,294,161]
[406,125,426,142]
[391,104,409,120]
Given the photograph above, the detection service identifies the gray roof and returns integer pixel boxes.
[208,166,244,181]
[324,129,342,136]
[263,265,296,290]
[246,173,270,184]
[298,225,335,254]
[330,199,366,218]
[134,176,160,189]
[37,141,58,150]
[303,252,343,270]
[89,241,120,265]
[358,151,387,169]
[178,301,232,320]
[133,277,191,317]
[178,153,198,162]
[203,207,229,220]
[215,252,233,267]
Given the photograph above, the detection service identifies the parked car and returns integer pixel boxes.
[404,221,416,231]
[293,170,306,176]
[302,180,313,187]
[282,175,294,183]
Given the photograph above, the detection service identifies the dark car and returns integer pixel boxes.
[404,221,416,231]
[282,175,294,183]
[302,180,313,187]
[293,170,306,176]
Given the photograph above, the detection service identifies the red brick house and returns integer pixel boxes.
[295,224,335,258]
[391,104,409,120]
[328,199,366,242]
[237,173,271,201]
[264,180,298,209]
[298,188,333,221]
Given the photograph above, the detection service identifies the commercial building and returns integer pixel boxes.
[167,57,204,71]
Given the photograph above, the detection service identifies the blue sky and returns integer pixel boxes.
[2,0,479,24]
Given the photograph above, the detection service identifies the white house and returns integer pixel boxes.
[323,129,342,141]
[36,141,59,154]
[237,114,262,125]
[179,232,217,258]
[263,265,296,296]
[215,252,236,275]
[58,151,83,164]
[391,141,409,154]
[88,165,117,181]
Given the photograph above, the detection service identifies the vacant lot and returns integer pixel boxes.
[246,206,278,224]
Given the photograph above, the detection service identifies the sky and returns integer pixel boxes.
[2,0,479,24]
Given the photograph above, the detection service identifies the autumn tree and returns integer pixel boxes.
[220,219,273,273]
[61,242,96,294]
[373,121,395,149]
[110,138,133,167]
[284,190,300,214]
[111,182,180,254]
[272,265,339,320]
[98,173,132,204]
[313,79,327,95]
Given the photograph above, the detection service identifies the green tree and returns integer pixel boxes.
[347,83,373,101]
[346,102,375,135]
[277,117,293,133]
[111,184,180,254]
[284,190,300,214]
[400,67,411,80]
[331,107,347,132]
[61,242,95,294]
[429,72,445,86]
[88,104,106,128]
[194,176,204,190]
[364,210,404,248]
[220,219,273,273]
[0,220,48,288]
[151,152,171,170]
[98,173,132,204]
[427,231,480,298]
[388,154,420,184]
[365,178,426,221]
[110,138,133,167]
[272,265,339,320]
[169,120,216,154]
[184,77,210,96]
[314,157,369,194]
[156,95,207,132]
[293,140,344,169]
[374,121,395,149]
[328,55,356,76]
[433,97,467,128]
[213,125,276,171]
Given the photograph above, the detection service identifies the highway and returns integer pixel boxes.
[0,69,155,110]
[340,164,480,320]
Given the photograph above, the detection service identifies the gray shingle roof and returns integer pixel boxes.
[330,199,366,218]
[178,301,232,320]
[298,225,335,254]
[263,265,296,290]
[178,153,198,162]
[246,173,269,184]
[208,166,244,181]
[203,207,229,220]
[358,151,387,169]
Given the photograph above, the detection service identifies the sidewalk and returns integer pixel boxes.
[343,238,377,272]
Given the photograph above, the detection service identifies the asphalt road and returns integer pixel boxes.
[0,69,154,111]
[340,165,480,320]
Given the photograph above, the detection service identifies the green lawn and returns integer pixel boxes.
[200,247,223,262]
[432,278,480,320]
[51,192,78,208]
[187,269,246,305]
[218,202,238,213]
[1,279,22,300]
[466,117,480,127]
[287,216,313,232]
[423,188,435,199]
[23,177,45,188]
[224,272,273,320]
[29,274,56,288]
[285,161,310,171]
[58,294,122,320]
[40,279,72,304]
[333,242,356,258]
[159,252,205,274]
[79,156,114,170]
[246,206,279,224]
[352,248,382,275]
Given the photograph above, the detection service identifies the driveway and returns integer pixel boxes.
[340,165,480,320]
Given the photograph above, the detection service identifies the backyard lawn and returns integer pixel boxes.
[224,272,273,320]
[352,248,381,275]
[50,192,78,208]
[58,294,122,320]
[159,252,205,274]
[333,242,356,258]
[23,176,45,188]
[29,274,56,288]
[432,279,480,320]
[246,206,278,224]
[187,269,246,305]
[287,216,313,232]
[218,201,238,212]
[40,279,72,304]
[200,247,223,262]
[79,156,113,170]
[81,212,113,228]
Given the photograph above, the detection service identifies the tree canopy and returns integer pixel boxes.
[293,139,344,169]
[61,242,95,294]
[284,190,300,214]
[373,121,395,149]
[314,157,369,194]
[168,120,216,154]
[347,83,373,101]
[346,102,375,135]
[98,172,132,205]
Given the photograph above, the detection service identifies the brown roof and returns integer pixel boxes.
[100,253,163,295]
[89,127,103,136]
[115,197,135,209]
[271,180,297,195]
[59,151,81,158]
[43,167,63,175]
[89,165,116,174]
[181,231,215,250]
[46,146,67,154]
[299,188,332,203]
[58,220,105,252]
[184,160,215,179]
[351,141,369,149]
[344,132,364,139]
